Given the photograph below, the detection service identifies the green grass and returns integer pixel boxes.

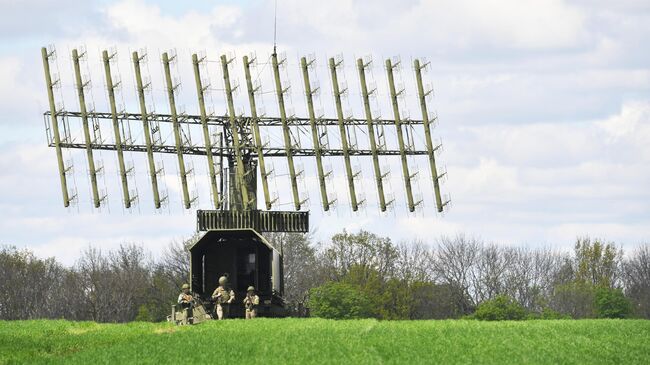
[0,319,648,364]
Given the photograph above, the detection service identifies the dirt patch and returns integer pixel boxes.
[67,325,99,335]
[154,326,178,334]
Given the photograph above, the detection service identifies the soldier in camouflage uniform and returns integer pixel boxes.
[211,276,235,320]
[243,286,260,319]
[178,283,195,323]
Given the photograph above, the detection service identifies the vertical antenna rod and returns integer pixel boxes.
[414,59,445,212]
[301,56,331,211]
[243,55,273,210]
[386,58,416,212]
[271,53,301,210]
[133,51,161,209]
[220,54,250,210]
[102,50,132,208]
[357,58,387,212]
[41,47,70,207]
[329,57,359,211]
[191,53,221,209]
[72,49,101,208]
[162,52,191,209]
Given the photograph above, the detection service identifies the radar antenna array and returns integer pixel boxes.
[41,47,451,221]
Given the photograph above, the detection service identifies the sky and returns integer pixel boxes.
[0,0,649,265]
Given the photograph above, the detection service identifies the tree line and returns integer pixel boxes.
[269,231,649,320]
[0,231,648,321]
[0,238,191,322]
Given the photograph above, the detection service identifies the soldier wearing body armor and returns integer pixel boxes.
[178,283,195,322]
[211,276,235,320]
[243,286,260,319]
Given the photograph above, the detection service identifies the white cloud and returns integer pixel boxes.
[598,101,650,158]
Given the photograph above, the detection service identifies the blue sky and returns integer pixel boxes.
[0,0,649,264]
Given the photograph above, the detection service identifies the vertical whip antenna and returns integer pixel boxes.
[273,0,278,54]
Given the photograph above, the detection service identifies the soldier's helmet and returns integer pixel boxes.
[181,283,190,290]
[247,286,255,292]
[219,276,228,285]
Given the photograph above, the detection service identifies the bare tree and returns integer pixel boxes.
[267,233,322,315]
[76,246,113,321]
[433,234,480,307]
[107,244,151,322]
[158,235,195,289]
[395,240,434,283]
[504,248,565,312]
[624,245,650,318]
[470,244,517,303]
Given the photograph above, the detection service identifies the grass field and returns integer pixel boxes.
[0,319,648,364]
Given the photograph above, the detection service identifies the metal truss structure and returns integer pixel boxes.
[41,46,450,222]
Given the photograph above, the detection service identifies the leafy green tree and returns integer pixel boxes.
[574,237,621,288]
[595,287,633,319]
[473,295,527,321]
[321,230,398,280]
[308,282,373,319]
[340,265,384,317]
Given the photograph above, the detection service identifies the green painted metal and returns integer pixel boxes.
[42,49,448,216]
[102,50,132,209]
[191,53,221,209]
[271,53,301,210]
[243,55,273,210]
[300,57,331,211]
[41,47,70,208]
[197,209,309,233]
[132,51,161,209]
[386,59,416,212]
[162,52,191,209]
[357,58,387,212]
[329,58,359,211]
[414,59,445,213]
[72,49,101,208]
[220,54,250,211]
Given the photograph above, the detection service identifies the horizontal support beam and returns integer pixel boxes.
[50,141,430,157]
[44,111,425,127]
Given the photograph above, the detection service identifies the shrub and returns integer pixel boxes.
[474,295,527,321]
[595,287,633,319]
[308,282,373,319]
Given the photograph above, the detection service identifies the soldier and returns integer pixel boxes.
[178,283,194,323]
[211,276,235,320]
[243,286,260,319]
